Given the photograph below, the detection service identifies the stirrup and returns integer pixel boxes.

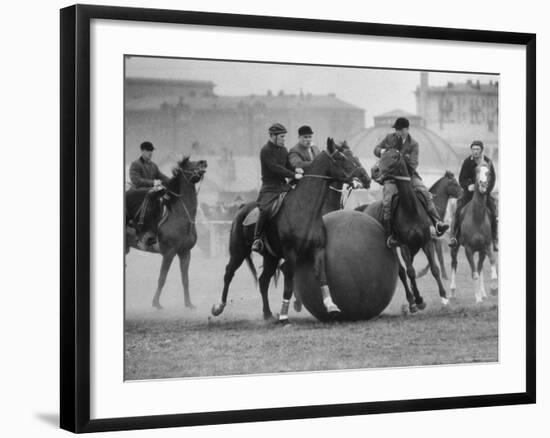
[386,235,398,249]
[252,238,264,253]
[435,222,449,236]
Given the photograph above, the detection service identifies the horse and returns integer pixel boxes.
[450,162,498,302]
[211,138,371,322]
[416,171,463,280]
[125,156,207,309]
[361,149,448,312]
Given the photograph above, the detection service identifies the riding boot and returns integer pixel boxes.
[426,198,449,236]
[252,209,268,253]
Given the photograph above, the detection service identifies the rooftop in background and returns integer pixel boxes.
[416,79,499,95]
[126,92,363,112]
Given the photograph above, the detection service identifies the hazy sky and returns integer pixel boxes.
[126,56,498,126]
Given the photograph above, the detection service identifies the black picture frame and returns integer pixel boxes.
[60,4,536,433]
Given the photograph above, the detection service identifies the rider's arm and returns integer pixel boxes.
[288,151,312,171]
[261,146,296,179]
[373,136,389,158]
[458,159,474,192]
[404,142,419,170]
[154,164,170,184]
[129,161,154,187]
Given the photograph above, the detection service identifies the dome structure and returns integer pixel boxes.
[349,109,461,185]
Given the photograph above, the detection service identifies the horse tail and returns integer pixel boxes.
[245,254,258,286]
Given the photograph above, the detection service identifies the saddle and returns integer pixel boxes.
[242,191,288,226]
[125,187,167,247]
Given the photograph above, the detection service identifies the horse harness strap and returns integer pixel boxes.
[392,176,412,181]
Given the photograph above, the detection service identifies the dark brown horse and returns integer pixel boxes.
[211,139,371,322]
[363,149,448,312]
[450,162,498,302]
[416,171,463,280]
[125,156,207,309]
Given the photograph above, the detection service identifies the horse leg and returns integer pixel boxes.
[152,250,176,309]
[464,246,481,303]
[422,241,448,306]
[400,246,426,311]
[259,255,279,320]
[450,245,459,298]
[416,262,430,279]
[279,260,301,313]
[435,239,448,280]
[396,250,416,312]
[313,247,341,316]
[211,248,247,316]
[278,259,295,324]
[177,249,195,309]
[487,246,498,296]
[477,251,487,300]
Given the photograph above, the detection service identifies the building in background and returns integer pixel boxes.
[125,77,365,165]
[415,72,499,159]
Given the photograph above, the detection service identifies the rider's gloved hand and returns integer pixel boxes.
[294,173,303,180]
[352,179,363,189]
[468,184,475,192]
[295,168,304,174]
[153,179,162,187]
[379,148,386,155]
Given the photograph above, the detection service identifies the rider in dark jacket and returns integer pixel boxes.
[374,117,448,248]
[449,140,498,251]
[252,123,304,253]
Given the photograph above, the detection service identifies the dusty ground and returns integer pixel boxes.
[124,246,498,380]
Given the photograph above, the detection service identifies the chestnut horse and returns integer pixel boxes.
[125,156,207,309]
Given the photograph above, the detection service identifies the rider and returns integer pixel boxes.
[128,141,170,248]
[449,140,498,251]
[374,117,449,248]
[252,123,304,253]
[288,125,320,170]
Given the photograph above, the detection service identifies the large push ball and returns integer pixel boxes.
[294,210,398,321]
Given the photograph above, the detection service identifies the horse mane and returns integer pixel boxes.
[165,156,191,194]
[429,170,454,193]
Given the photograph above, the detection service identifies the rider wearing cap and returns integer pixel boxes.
[449,140,498,251]
[288,125,321,170]
[128,141,170,248]
[252,123,304,253]
[374,117,449,248]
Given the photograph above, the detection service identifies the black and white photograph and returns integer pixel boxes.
[124,56,501,380]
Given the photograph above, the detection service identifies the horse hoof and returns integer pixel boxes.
[211,303,225,316]
[475,297,483,304]
[401,304,409,315]
[277,317,290,326]
[263,312,274,321]
[186,303,196,310]
[416,301,427,310]
[409,304,418,313]
[441,297,449,306]
[293,300,302,313]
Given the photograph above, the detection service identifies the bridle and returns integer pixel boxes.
[162,166,206,224]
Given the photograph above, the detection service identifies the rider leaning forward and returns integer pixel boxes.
[449,140,498,251]
[252,123,304,253]
[374,117,449,248]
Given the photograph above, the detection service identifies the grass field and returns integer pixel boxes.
[124,246,498,380]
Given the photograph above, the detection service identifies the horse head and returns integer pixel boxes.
[371,148,408,184]
[475,163,491,194]
[326,137,371,189]
[174,156,208,185]
[443,170,463,199]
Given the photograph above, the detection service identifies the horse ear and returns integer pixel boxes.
[327,137,335,154]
